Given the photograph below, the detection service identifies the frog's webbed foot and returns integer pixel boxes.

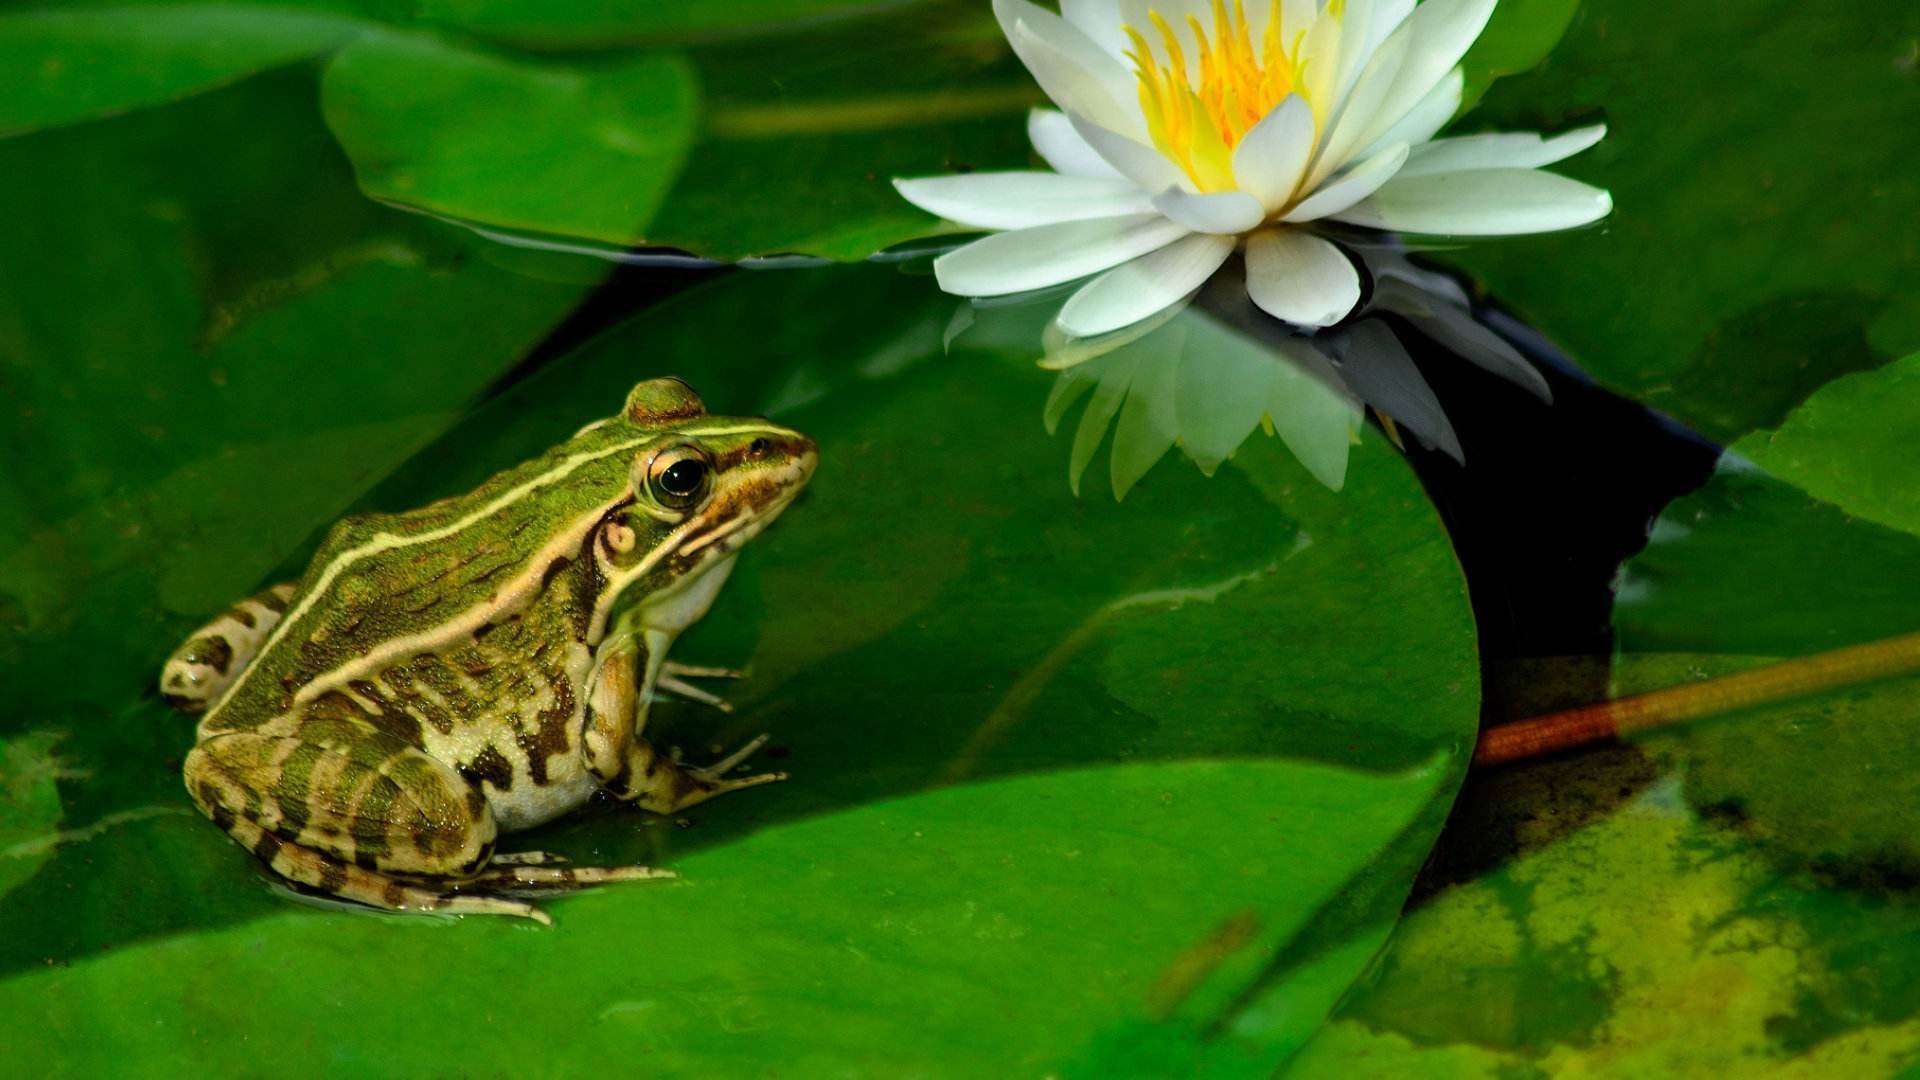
[653,661,744,713]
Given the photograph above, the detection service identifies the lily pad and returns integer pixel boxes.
[1293,770,1920,1076]
[403,0,941,49]
[1447,0,1920,442]
[648,0,1038,260]
[1619,352,1920,657]
[0,65,597,953]
[320,31,698,245]
[1726,352,1920,539]
[0,256,1479,1071]
[0,5,367,138]
[0,732,72,903]
[1302,347,1920,1073]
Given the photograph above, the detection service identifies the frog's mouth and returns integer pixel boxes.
[677,481,805,561]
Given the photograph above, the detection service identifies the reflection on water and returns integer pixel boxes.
[948,239,1556,497]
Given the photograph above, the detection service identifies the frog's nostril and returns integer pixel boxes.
[747,437,772,458]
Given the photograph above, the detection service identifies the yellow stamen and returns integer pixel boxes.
[1126,0,1329,191]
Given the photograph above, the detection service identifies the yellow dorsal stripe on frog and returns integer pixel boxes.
[203,420,805,723]
[280,495,625,714]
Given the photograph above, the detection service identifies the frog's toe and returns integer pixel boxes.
[690,732,772,778]
[428,893,554,926]
[654,673,734,712]
[682,734,789,794]
[661,661,744,680]
[490,850,570,867]
[461,863,676,894]
[654,661,746,712]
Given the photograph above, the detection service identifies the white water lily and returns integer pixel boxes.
[895,0,1611,337]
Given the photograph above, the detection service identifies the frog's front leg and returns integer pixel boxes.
[582,635,786,815]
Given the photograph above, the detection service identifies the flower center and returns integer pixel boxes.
[1125,0,1330,191]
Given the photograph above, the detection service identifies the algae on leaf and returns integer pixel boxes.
[1300,352,1920,1074]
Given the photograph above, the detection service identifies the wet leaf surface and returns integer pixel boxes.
[321,31,698,245]
[0,5,366,138]
[0,67,596,956]
[1295,347,1920,1073]
[0,253,1480,1070]
[1446,0,1920,443]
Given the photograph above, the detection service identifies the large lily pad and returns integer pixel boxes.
[0,5,366,138]
[0,255,1479,1071]
[1447,0,1920,443]
[1291,354,1920,1073]
[0,66,597,956]
[320,31,698,245]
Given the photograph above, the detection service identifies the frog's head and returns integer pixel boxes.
[587,378,816,633]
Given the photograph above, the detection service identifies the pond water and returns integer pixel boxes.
[2,0,1917,1075]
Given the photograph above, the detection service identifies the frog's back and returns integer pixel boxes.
[198,429,640,735]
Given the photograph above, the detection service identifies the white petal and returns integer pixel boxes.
[1029,108,1124,179]
[1284,143,1409,222]
[1331,168,1613,235]
[933,213,1193,297]
[1297,6,1345,111]
[1328,0,1376,108]
[1060,0,1132,62]
[1232,95,1316,212]
[1306,26,1411,187]
[1244,229,1362,328]
[1151,188,1266,234]
[1070,113,1189,192]
[1360,66,1462,157]
[997,4,1144,140]
[1357,0,1496,151]
[894,172,1154,230]
[1056,233,1236,337]
[1396,124,1607,178]
[1364,0,1416,56]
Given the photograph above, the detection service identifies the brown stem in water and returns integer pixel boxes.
[1473,629,1920,767]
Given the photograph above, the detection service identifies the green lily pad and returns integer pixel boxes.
[1447,0,1920,442]
[1619,352,1920,657]
[0,732,73,903]
[2,757,1441,1074]
[1458,0,1580,106]
[0,5,367,138]
[403,0,941,49]
[648,0,1037,260]
[1303,346,1920,1073]
[1727,352,1920,539]
[320,31,697,245]
[0,64,596,952]
[0,252,1479,1070]
[1293,769,1920,1076]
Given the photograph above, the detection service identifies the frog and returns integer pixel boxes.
[160,378,816,924]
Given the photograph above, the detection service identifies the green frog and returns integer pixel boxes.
[161,378,816,923]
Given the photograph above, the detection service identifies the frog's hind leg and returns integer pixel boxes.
[160,583,297,713]
[221,810,550,924]
[185,729,549,922]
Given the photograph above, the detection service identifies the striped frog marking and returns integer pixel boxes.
[166,378,816,923]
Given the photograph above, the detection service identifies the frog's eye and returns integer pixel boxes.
[644,445,713,511]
